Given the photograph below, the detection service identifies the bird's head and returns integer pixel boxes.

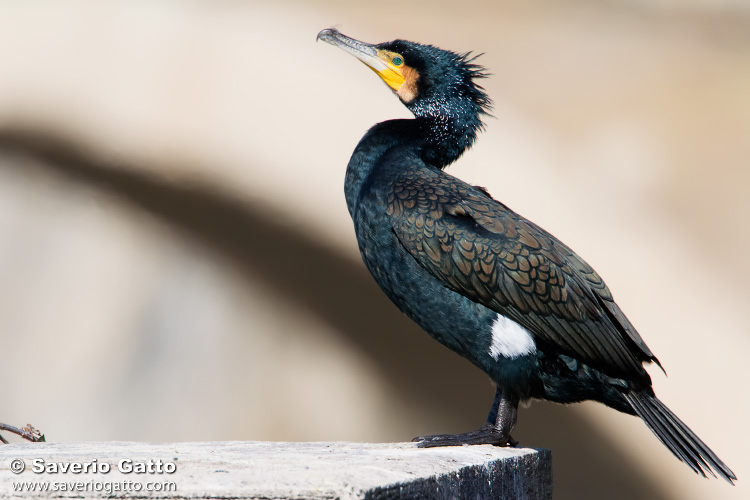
[317,28,491,124]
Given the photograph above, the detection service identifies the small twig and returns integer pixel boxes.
[0,423,45,443]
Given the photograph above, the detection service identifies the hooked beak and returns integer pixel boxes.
[317,28,405,92]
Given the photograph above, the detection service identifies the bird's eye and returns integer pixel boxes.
[392,56,403,66]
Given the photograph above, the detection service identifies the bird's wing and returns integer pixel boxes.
[387,171,659,380]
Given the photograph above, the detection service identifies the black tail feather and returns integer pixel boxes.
[624,391,736,484]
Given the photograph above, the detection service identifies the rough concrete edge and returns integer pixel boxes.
[361,448,552,500]
[0,443,552,500]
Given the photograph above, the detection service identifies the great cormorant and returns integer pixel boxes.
[317,27,735,483]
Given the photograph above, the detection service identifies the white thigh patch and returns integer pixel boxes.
[489,314,537,360]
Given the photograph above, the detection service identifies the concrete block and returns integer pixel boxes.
[0,441,551,499]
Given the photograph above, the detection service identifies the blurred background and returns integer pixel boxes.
[1,0,748,498]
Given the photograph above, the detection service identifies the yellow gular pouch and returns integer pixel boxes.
[367,49,406,92]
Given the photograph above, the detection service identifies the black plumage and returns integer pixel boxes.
[317,28,735,483]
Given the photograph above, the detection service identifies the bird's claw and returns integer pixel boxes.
[412,423,517,448]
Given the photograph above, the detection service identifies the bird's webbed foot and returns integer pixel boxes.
[412,388,520,448]
[412,423,517,448]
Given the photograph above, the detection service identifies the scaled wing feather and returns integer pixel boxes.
[387,171,657,381]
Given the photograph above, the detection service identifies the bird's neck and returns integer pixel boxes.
[344,112,481,214]
[415,112,483,169]
[344,120,409,215]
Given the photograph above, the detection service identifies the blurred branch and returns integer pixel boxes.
[0,423,45,443]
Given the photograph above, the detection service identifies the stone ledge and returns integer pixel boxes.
[0,441,551,499]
